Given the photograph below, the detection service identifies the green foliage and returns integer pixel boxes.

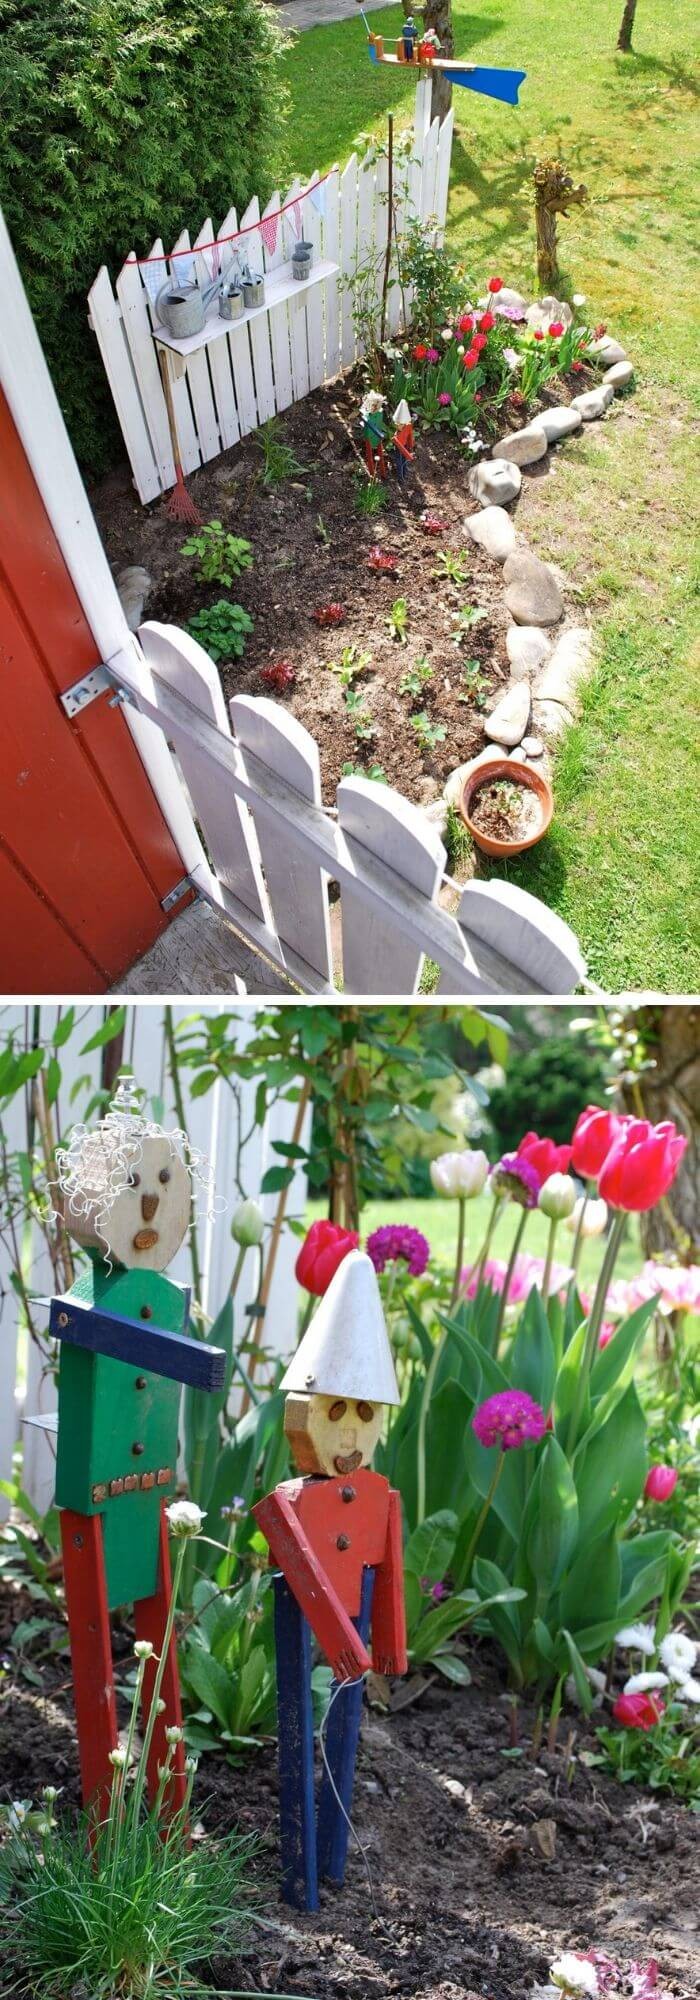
[326,644,371,687]
[434,549,470,586]
[487,1034,609,1155]
[179,1569,278,1751]
[186,599,253,662]
[410,711,446,754]
[443,801,471,874]
[353,472,388,517]
[181,521,253,586]
[254,419,308,486]
[590,1699,700,1806]
[403,1510,524,1683]
[386,597,409,643]
[344,686,376,743]
[0,0,289,470]
[341,760,388,782]
[458,659,490,709]
[401,218,472,340]
[399,656,433,700]
[451,605,487,646]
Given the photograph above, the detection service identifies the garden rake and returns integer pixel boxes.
[158,351,201,525]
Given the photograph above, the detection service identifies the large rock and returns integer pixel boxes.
[603,360,635,392]
[536,405,583,444]
[468,458,522,508]
[492,425,548,467]
[502,550,564,627]
[506,624,551,679]
[590,334,627,367]
[526,297,573,333]
[117,565,151,632]
[534,626,593,715]
[484,681,531,748]
[571,386,614,421]
[533,697,571,744]
[465,506,517,562]
[478,287,528,316]
[444,745,503,807]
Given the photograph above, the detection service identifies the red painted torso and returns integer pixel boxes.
[280,1469,390,1620]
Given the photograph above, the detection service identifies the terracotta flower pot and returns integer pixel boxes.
[459,757,553,858]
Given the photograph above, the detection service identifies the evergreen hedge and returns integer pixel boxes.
[0,1,289,471]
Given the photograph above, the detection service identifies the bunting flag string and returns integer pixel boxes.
[260,212,280,257]
[132,170,335,269]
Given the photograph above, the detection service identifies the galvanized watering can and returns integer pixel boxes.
[156,271,224,338]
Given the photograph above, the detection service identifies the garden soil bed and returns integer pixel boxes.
[89,370,594,817]
[1,1580,697,2000]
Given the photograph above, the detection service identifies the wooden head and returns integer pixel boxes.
[58,1084,192,1274]
[284,1391,384,1478]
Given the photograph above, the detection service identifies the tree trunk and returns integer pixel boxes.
[533,159,588,293]
[617,0,638,53]
[401,0,454,123]
[620,1007,700,1260]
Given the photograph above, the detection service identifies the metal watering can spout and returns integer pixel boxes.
[155,269,224,339]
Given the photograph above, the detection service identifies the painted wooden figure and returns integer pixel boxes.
[392,398,415,484]
[47,1079,224,1820]
[253,1250,407,1910]
[359,390,388,479]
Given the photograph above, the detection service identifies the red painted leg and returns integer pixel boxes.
[134,1505,187,1817]
[60,1509,118,1819]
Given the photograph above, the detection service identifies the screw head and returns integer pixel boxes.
[132,1442,145,1457]
[140,1305,152,1321]
[135,1376,147,1390]
[341,1485,356,1503]
[58,1312,68,1328]
[336,1533,350,1552]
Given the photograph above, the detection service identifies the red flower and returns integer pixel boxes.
[313,603,345,626]
[510,389,526,408]
[613,1691,665,1731]
[367,547,399,574]
[517,1131,573,1181]
[571,359,584,372]
[594,322,607,339]
[462,349,479,370]
[458,313,475,335]
[488,277,504,294]
[474,392,482,402]
[261,660,296,691]
[533,329,545,342]
[413,343,428,361]
[420,512,449,535]
[471,332,488,353]
[478,311,495,332]
[644,1464,678,1503]
[598,1118,687,1213]
[571,1105,621,1179]
[295,1219,359,1296]
[548,321,565,337]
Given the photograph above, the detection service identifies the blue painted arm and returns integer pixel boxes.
[49,1296,225,1392]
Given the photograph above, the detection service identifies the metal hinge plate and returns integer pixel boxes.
[161,875,195,913]
[60,665,111,718]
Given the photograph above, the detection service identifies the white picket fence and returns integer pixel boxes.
[0,1005,310,1521]
[105,622,586,997]
[89,81,453,503]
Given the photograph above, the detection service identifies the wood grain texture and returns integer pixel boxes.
[50,1296,225,1391]
[60,1509,118,1814]
[274,1572,319,1911]
[316,1565,374,1887]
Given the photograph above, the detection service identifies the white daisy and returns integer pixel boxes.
[165,1499,204,1538]
[615,1622,656,1656]
[677,1675,700,1704]
[659,1631,697,1681]
[623,1673,669,1694]
[550,1955,599,1997]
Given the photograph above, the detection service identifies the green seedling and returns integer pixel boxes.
[353,472,388,517]
[254,418,308,486]
[181,520,253,586]
[399,656,434,699]
[410,711,447,753]
[434,549,470,586]
[327,645,372,687]
[386,597,409,643]
[451,605,487,646]
[344,687,377,742]
[315,515,331,546]
[186,600,253,662]
[341,761,388,783]
[444,800,472,872]
[458,658,490,708]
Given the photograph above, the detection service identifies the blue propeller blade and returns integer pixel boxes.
[443,65,527,106]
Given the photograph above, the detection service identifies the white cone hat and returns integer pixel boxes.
[282,1249,400,1405]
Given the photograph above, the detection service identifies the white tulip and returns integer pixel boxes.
[231,1198,265,1247]
[564,1196,608,1238]
[538,1173,577,1221]
[430,1150,490,1199]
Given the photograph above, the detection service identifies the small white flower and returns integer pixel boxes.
[539,1173,577,1221]
[109,1748,127,1771]
[41,1786,58,1804]
[659,1631,697,1681]
[134,1639,154,1661]
[231,1198,265,1247]
[166,1500,204,1539]
[623,1672,669,1694]
[502,345,521,371]
[564,1196,608,1238]
[8,1801,31,1831]
[615,1622,656,1656]
[550,1956,599,1998]
[155,1699,166,1715]
[185,1756,198,1775]
[677,1675,700,1703]
[165,1725,184,1746]
[430,1150,490,1199]
[441,327,453,342]
[573,293,586,306]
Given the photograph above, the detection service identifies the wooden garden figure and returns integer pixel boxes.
[47,1079,224,1821]
[392,398,414,484]
[400,15,418,61]
[359,390,388,479]
[253,1249,407,1911]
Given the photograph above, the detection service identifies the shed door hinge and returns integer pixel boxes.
[161,875,195,913]
[60,665,112,718]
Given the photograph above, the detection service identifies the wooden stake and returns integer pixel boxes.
[380,115,394,346]
[238,1077,312,1416]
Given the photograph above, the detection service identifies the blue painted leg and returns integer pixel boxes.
[316,1566,375,1887]
[274,1572,319,1911]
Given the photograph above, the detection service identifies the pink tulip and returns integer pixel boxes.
[644,1464,678,1503]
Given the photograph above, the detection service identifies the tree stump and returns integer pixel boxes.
[617,0,639,53]
[532,158,588,291]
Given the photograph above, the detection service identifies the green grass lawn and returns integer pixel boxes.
[280,2,699,990]
[307,1193,642,1293]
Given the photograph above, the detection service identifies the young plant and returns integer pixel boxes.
[589,1694,700,1805]
[181,520,253,586]
[404,1510,524,1684]
[341,761,388,783]
[402,217,473,339]
[326,645,371,687]
[410,711,446,754]
[434,549,470,586]
[444,800,472,873]
[399,656,434,699]
[344,687,376,743]
[458,658,490,708]
[186,600,253,662]
[451,605,487,646]
[386,597,409,644]
[353,471,388,518]
[254,418,308,486]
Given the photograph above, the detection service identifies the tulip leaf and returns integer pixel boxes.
[574,1383,647,1541]
[510,1286,556,1412]
[527,1436,579,1591]
[405,1510,458,1586]
[562,1629,595,1715]
[560,1523,621,1634]
[437,1311,510,1399]
[463,1420,527,1544]
[533,1616,555,1663]
[405,1298,436,1371]
[589,1296,657,1401]
[433,1653,471,1685]
[553,1317,589,1441]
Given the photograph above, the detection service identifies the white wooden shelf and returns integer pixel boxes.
[153,259,339,357]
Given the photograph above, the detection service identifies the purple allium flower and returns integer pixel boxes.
[438,392,452,406]
[472,1389,546,1451]
[421,1576,448,1601]
[496,302,527,322]
[366,1224,430,1277]
[490,1151,542,1209]
[426,346,440,363]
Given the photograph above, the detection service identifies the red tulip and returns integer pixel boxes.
[295,1220,359,1296]
[534,329,544,342]
[613,1691,665,1731]
[548,321,565,337]
[471,332,488,353]
[488,277,504,294]
[413,343,428,361]
[571,1105,621,1178]
[571,359,584,372]
[644,1464,678,1503]
[462,349,479,370]
[458,313,475,335]
[517,1131,573,1181]
[598,1119,687,1213]
[478,311,495,332]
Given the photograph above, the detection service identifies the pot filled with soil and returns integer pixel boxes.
[460,757,553,857]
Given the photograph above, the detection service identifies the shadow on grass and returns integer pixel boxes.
[612,50,700,99]
[479,822,571,918]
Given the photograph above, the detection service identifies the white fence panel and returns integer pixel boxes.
[91,81,449,501]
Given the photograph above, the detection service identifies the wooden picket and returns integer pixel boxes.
[88,81,450,503]
[103,622,586,1000]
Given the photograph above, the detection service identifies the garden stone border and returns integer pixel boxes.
[436,307,636,845]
